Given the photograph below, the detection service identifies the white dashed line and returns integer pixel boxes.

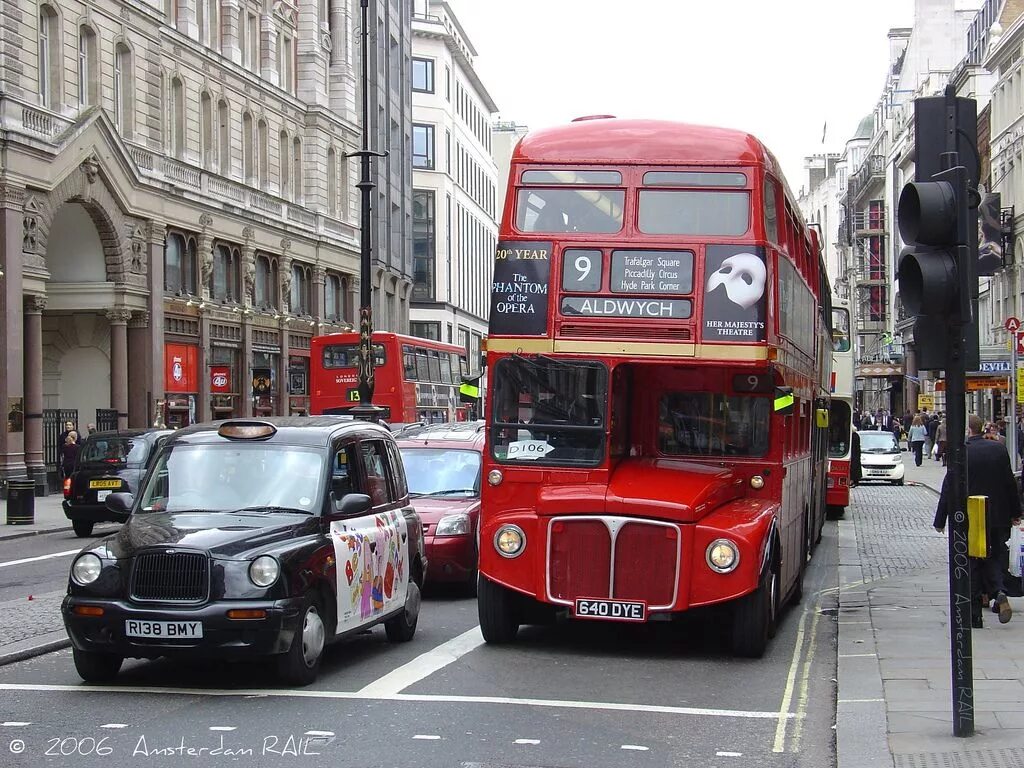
[621,744,649,751]
[514,738,540,745]
[413,734,441,740]
[717,751,743,757]
[1,722,30,727]
[100,724,129,729]
[0,550,79,569]
[304,730,335,737]
[209,726,236,731]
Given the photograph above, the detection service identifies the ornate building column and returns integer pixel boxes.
[128,312,150,428]
[147,222,166,427]
[107,310,131,431]
[23,295,45,485]
[313,264,326,322]
[0,183,27,481]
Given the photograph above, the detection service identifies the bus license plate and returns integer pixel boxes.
[125,620,203,639]
[573,598,647,623]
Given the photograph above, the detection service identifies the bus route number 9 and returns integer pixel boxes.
[562,250,602,292]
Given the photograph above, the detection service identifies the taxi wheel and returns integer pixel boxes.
[72,520,94,538]
[478,575,519,644]
[72,648,122,682]
[277,593,326,687]
[384,581,421,642]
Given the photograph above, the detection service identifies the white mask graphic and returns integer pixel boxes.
[706,253,766,310]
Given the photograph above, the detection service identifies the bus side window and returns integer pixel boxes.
[403,345,418,380]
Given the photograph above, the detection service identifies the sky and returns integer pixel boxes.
[444,0,916,193]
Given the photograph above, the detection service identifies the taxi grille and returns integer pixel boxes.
[130,552,209,603]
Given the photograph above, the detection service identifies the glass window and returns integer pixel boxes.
[859,431,900,454]
[412,190,435,301]
[659,392,769,457]
[410,321,440,341]
[643,171,747,187]
[322,343,386,369]
[415,348,430,381]
[764,178,779,243]
[412,57,434,92]
[139,444,325,513]
[400,447,480,497]
[402,345,417,380]
[516,189,624,234]
[255,255,271,308]
[80,436,151,466]
[213,244,235,301]
[427,350,442,382]
[828,401,852,458]
[831,308,851,352]
[164,233,184,293]
[439,353,452,384]
[490,357,607,467]
[521,170,622,185]
[413,124,435,169]
[638,191,750,236]
[361,441,392,506]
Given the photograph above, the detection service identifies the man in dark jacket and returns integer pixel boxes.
[934,414,1020,627]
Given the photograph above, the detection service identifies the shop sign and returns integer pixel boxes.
[917,394,934,411]
[211,365,231,393]
[252,367,273,395]
[165,344,198,393]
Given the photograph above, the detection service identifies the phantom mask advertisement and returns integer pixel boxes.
[702,245,767,342]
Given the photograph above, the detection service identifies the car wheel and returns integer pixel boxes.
[464,568,479,598]
[894,479,905,486]
[276,592,326,687]
[72,520,94,538]
[730,564,777,658]
[72,648,123,683]
[384,581,421,642]
[478,574,519,644]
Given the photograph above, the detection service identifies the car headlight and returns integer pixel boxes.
[71,553,103,586]
[706,539,740,574]
[249,555,280,588]
[435,513,471,537]
[494,525,525,558]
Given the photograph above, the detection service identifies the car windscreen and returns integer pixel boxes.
[138,444,325,513]
[859,432,900,454]
[80,437,149,465]
[399,447,481,497]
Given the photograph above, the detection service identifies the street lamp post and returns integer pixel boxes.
[347,0,386,421]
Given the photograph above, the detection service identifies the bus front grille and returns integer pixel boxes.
[548,520,611,601]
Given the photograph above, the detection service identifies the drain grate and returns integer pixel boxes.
[894,748,1024,768]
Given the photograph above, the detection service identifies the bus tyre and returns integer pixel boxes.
[72,648,123,682]
[277,592,326,687]
[478,575,519,644]
[731,566,778,658]
[385,581,421,643]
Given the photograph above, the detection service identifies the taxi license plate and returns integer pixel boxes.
[125,620,203,639]
[573,598,647,622]
[90,479,121,489]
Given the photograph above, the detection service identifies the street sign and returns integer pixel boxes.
[978,360,1012,373]
[918,394,935,410]
[965,376,1008,391]
[1006,316,1021,332]
[1017,333,1024,355]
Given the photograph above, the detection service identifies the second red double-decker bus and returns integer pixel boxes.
[310,332,472,424]
[827,298,855,516]
[478,117,832,656]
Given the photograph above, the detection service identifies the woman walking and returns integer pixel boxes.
[909,415,927,466]
[60,431,80,481]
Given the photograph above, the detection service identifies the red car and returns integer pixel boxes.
[397,422,484,593]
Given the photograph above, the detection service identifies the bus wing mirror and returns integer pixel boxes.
[773,387,795,415]
[815,408,830,429]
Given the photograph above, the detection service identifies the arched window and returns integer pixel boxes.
[242,112,254,184]
[38,5,60,110]
[327,148,337,216]
[257,118,269,189]
[212,244,239,302]
[279,130,290,198]
[164,232,197,295]
[217,99,230,175]
[78,25,98,107]
[169,76,185,158]
[200,92,213,168]
[291,263,311,315]
[324,274,344,322]
[197,0,207,43]
[254,254,277,309]
[113,43,133,137]
[292,137,303,202]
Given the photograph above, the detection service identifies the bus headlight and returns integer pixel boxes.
[494,525,526,558]
[706,539,740,573]
[750,475,765,490]
[487,469,503,486]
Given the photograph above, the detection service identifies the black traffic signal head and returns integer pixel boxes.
[897,181,956,246]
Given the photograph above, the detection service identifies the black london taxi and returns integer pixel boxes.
[62,417,426,687]
[63,429,171,537]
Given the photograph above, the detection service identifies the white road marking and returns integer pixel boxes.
[209,726,236,731]
[621,744,649,751]
[1,722,30,727]
[99,724,129,729]
[772,599,811,753]
[304,730,335,737]
[791,596,824,752]
[357,626,484,697]
[838,698,885,703]
[837,653,877,658]
[716,752,743,757]
[514,738,540,745]
[0,683,799,720]
[0,549,79,569]
[413,734,441,740]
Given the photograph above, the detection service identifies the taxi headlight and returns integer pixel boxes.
[435,513,471,537]
[487,469,503,486]
[71,553,103,586]
[249,555,280,588]
[494,525,525,558]
[706,539,740,574]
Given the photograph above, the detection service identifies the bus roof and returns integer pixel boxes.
[512,118,782,173]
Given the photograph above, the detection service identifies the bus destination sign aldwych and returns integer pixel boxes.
[489,241,552,336]
[702,245,767,342]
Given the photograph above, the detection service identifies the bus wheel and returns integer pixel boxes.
[478,575,519,644]
[731,565,777,658]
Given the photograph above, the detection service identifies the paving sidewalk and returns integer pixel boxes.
[837,454,1024,768]
[0,492,117,541]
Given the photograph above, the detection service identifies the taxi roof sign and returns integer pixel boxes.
[218,421,277,440]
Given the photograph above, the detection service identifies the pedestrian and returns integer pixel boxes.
[926,414,939,458]
[862,410,876,430]
[60,431,80,480]
[908,415,927,467]
[86,422,96,436]
[934,414,1020,627]
[850,428,862,487]
[58,419,77,448]
[936,418,948,465]
[852,409,862,430]
[891,417,903,450]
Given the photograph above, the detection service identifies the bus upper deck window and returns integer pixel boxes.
[638,190,750,236]
[516,188,625,234]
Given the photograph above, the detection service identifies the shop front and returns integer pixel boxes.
[164,343,199,429]
[210,345,241,420]
[252,350,278,417]
[288,354,310,416]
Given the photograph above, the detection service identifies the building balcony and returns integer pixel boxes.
[852,208,886,235]
[850,154,886,202]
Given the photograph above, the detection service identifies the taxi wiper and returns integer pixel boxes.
[228,505,314,515]
[410,489,477,498]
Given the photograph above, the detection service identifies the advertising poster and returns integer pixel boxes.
[702,245,767,342]
[489,240,552,336]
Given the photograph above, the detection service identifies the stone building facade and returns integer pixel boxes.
[0,0,412,488]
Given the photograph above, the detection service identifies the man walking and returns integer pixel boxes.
[934,414,1020,627]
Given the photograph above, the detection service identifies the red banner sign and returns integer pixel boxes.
[210,365,231,393]
[164,344,198,393]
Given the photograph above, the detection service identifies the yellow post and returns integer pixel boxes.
[967,495,987,558]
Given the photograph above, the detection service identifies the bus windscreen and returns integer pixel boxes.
[658,392,769,456]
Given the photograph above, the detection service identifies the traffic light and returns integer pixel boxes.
[896,89,979,372]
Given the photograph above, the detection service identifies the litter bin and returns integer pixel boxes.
[6,479,36,525]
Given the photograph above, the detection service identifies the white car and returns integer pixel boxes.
[859,430,905,485]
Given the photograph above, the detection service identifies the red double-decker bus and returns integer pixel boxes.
[478,117,832,656]
[310,332,472,424]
